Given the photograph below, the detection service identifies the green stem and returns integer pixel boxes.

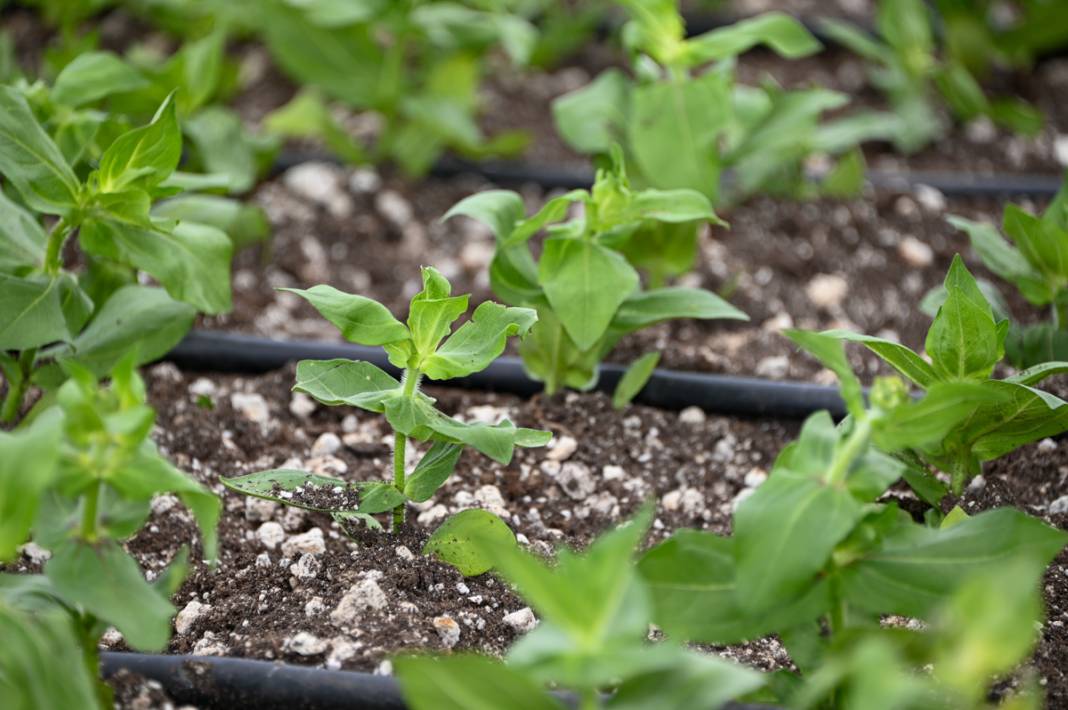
[1,348,36,424]
[81,482,101,541]
[43,219,72,276]
[1052,297,1068,331]
[825,416,872,486]
[579,689,599,710]
[949,457,970,497]
[390,368,421,531]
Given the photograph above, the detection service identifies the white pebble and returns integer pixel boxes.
[290,393,317,418]
[557,462,595,500]
[311,432,342,457]
[547,435,578,461]
[290,553,321,580]
[502,607,538,633]
[175,600,211,635]
[433,615,461,648]
[806,274,848,309]
[898,237,934,268]
[287,631,327,656]
[231,392,269,424]
[282,528,326,557]
[331,579,388,626]
[256,522,286,550]
[1050,495,1068,515]
[678,406,706,425]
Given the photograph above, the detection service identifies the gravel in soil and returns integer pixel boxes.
[210,162,1042,382]
[4,364,1062,706]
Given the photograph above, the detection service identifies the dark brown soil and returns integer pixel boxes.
[105,669,178,710]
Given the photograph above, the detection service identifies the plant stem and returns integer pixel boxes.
[825,415,872,486]
[579,689,599,710]
[0,348,35,423]
[81,482,100,541]
[1052,297,1068,331]
[949,458,970,497]
[390,368,421,531]
[43,218,71,276]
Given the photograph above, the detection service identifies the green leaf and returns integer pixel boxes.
[0,599,102,710]
[79,216,232,315]
[424,509,517,577]
[407,266,469,359]
[0,86,80,214]
[282,285,409,346]
[948,214,1050,305]
[1004,203,1068,284]
[784,329,865,418]
[839,508,1066,618]
[184,107,274,194]
[925,255,1001,381]
[684,12,822,64]
[404,442,463,502]
[613,352,660,409]
[98,93,181,193]
[0,274,78,350]
[353,482,406,515]
[609,645,765,710]
[263,89,367,165]
[822,329,937,388]
[639,530,829,644]
[51,51,147,108]
[964,381,1068,462]
[552,69,629,155]
[46,538,175,651]
[292,359,403,412]
[443,190,526,242]
[396,655,564,710]
[0,188,46,273]
[539,237,639,351]
[1005,361,1068,385]
[0,410,62,561]
[422,301,537,380]
[153,195,270,250]
[873,381,1007,452]
[612,287,747,333]
[42,285,195,379]
[221,469,361,512]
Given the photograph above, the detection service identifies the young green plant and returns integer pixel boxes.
[445,149,748,394]
[0,352,220,708]
[0,88,235,422]
[825,255,1068,496]
[638,330,1066,708]
[222,267,551,551]
[553,2,889,204]
[948,176,1068,367]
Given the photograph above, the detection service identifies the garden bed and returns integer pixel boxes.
[7,362,1058,706]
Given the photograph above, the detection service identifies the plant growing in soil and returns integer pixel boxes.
[0,88,236,422]
[948,178,1068,367]
[445,149,748,393]
[552,3,888,204]
[396,507,766,710]
[254,0,536,175]
[820,0,1042,154]
[0,352,220,708]
[638,330,1067,708]
[222,267,551,547]
[826,255,1068,497]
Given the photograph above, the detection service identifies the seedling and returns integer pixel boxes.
[948,177,1068,367]
[397,507,765,710]
[256,0,535,175]
[820,0,1042,153]
[222,267,551,545]
[638,331,1066,707]
[825,255,1068,496]
[553,3,888,204]
[0,353,220,709]
[445,149,748,393]
[0,88,235,422]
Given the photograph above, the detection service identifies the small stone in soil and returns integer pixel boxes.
[282,528,326,557]
[502,607,538,633]
[433,615,461,649]
[256,522,286,550]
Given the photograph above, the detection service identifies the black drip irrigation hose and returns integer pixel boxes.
[273,150,1064,199]
[164,330,846,420]
[99,652,782,710]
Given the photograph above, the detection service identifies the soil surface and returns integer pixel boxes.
[209,162,1043,382]
[4,363,1060,707]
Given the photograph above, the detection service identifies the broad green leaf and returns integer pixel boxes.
[153,195,269,249]
[98,94,181,192]
[293,358,404,412]
[396,655,564,710]
[784,329,865,418]
[925,256,1001,381]
[1005,361,1068,385]
[628,69,729,201]
[443,189,525,242]
[823,329,937,388]
[79,217,232,314]
[839,508,1066,618]
[965,381,1068,462]
[552,69,629,155]
[46,538,175,651]
[221,469,360,512]
[0,274,76,350]
[353,482,406,515]
[623,188,721,225]
[874,381,1006,452]
[51,51,147,107]
[683,12,821,64]
[612,287,747,333]
[282,286,409,346]
[404,441,463,502]
[43,285,195,379]
[263,89,367,164]
[819,18,896,63]
[407,267,468,359]
[775,411,838,479]
[539,237,639,351]
[424,509,517,577]
[184,107,274,194]
[0,409,62,561]
[1004,203,1068,283]
[0,188,46,272]
[507,190,587,247]
[609,644,765,710]
[1006,322,1068,369]
[613,352,660,409]
[0,86,80,214]
[0,600,102,710]
[947,215,1050,305]
[638,530,829,644]
[422,301,537,380]
[733,468,865,614]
